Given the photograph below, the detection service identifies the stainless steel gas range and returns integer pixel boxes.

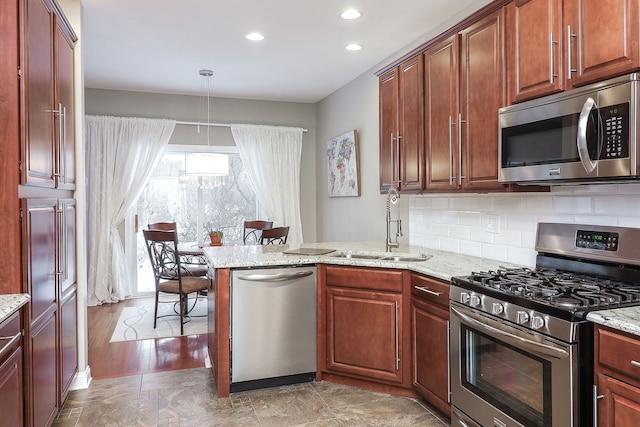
[450,223,640,427]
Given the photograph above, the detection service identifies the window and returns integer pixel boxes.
[135,146,257,293]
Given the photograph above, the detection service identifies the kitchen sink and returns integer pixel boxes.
[379,255,432,262]
[328,252,432,262]
[329,252,382,260]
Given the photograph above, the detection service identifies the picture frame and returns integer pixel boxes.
[327,130,360,197]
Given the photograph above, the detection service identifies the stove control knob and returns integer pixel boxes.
[516,311,530,325]
[531,315,545,330]
[491,303,504,315]
[470,294,481,307]
[460,292,470,304]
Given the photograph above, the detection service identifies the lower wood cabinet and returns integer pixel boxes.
[0,311,24,427]
[326,286,403,383]
[595,325,640,426]
[411,273,450,416]
[318,265,412,392]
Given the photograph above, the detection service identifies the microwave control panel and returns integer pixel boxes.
[600,102,629,159]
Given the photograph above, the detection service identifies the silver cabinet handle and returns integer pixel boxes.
[458,113,466,184]
[593,384,604,427]
[631,360,640,368]
[577,97,598,173]
[415,286,443,297]
[0,332,21,361]
[390,133,395,187]
[549,32,558,83]
[236,271,314,282]
[448,116,454,185]
[567,25,576,80]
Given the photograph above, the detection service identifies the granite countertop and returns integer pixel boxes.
[587,308,640,336]
[0,294,30,324]
[201,241,517,282]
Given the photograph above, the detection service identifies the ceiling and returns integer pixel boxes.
[81,0,493,103]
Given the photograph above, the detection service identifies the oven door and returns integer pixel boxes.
[450,302,577,427]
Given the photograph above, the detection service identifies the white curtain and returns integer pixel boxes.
[231,124,304,244]
[85,115,176,305]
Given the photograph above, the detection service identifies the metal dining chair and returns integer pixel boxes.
[143,229,210,335]
[260,226,289,244]
[147,221,208,277]
[243,220,273,244]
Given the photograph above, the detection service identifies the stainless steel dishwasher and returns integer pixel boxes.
[230,265,317,392]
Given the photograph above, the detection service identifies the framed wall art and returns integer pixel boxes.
[327,130,360,197]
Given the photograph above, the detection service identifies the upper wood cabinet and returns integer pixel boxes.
[508,0,640,103]
[22,0,76,189]
[425,9,508,192]
[379,55,425,193]
[507,0,564,102]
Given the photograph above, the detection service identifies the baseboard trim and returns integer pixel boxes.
[69,365,92,390]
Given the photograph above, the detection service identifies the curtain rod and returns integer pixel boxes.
[175,120,308,133]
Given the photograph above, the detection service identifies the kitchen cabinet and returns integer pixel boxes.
[0,311,24,427]
[22,197,77,426]
[319,265,412,391]
[425,8,507,192]
[411,273,450,416]
[23,0,76,189]
[0,0,22,295]
[507,0,640,103]
[379,55,425,193]
[594,325,640,426]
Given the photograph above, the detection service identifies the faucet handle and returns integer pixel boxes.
[397,219,403,237]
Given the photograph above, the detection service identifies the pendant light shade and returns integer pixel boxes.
[185,152,229,176]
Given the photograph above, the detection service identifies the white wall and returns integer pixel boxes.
[410,184,640,267]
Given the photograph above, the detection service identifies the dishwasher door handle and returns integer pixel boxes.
[236,271,314,282]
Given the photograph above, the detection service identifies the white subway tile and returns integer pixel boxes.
[553,196,592,214]
[459,241,482,257]
[459,211,482,227]
[450,225,471,240]
[430,197,450,209]
[504,213,539,231]
[450,197,470,210]
[468,195,493,212]
[595,195,640,215]
[481,243,508,263]
[573,216,617,226]
[432,223,450,237]
[493,229,522,246]
[507,247,537,267]
[521,196,554,213]
[470,226,494,243]
[440,238,460,253]
[492,195,523,212]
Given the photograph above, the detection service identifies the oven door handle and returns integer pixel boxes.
[451,305,570,360]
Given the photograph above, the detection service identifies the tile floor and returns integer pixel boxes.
[52,367,449,426]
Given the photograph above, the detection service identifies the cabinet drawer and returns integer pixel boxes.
[597,327,640,382]
[325,265,403,292]
[411,273,449,308]
[0,312,21,362]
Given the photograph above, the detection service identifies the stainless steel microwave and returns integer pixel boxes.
[498,73,640,184]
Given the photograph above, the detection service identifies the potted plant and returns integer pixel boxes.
[206,223,225,246]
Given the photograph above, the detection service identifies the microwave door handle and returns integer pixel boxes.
[577,97,598,174]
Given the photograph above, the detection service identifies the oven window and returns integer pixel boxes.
[461,325,552,427]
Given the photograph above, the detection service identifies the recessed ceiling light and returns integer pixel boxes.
[246,32,264,41]
[345,43,362,51]
[340,9,362,20]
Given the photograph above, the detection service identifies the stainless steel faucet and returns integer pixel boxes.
[386,186,402,252]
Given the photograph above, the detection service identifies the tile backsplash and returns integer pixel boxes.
[409,183,640,267]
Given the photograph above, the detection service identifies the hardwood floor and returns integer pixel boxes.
[87,296,208,380]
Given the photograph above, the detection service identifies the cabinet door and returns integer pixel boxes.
[379,68,399,192]
[569,0,640,86]
[0,348,23,427]
[22,198,57,325]
[326,287,403,384]
[460,9,508,191]
[59,289,77,402]
[30,311,58,427]
[58,199,76,296]
[507,0,564,102]
[424,35,460,191]
[412,297,450,415]
[55,20,75,189]
[23,0,56,188]
[598,373,640,427]
[398,56,424,192]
